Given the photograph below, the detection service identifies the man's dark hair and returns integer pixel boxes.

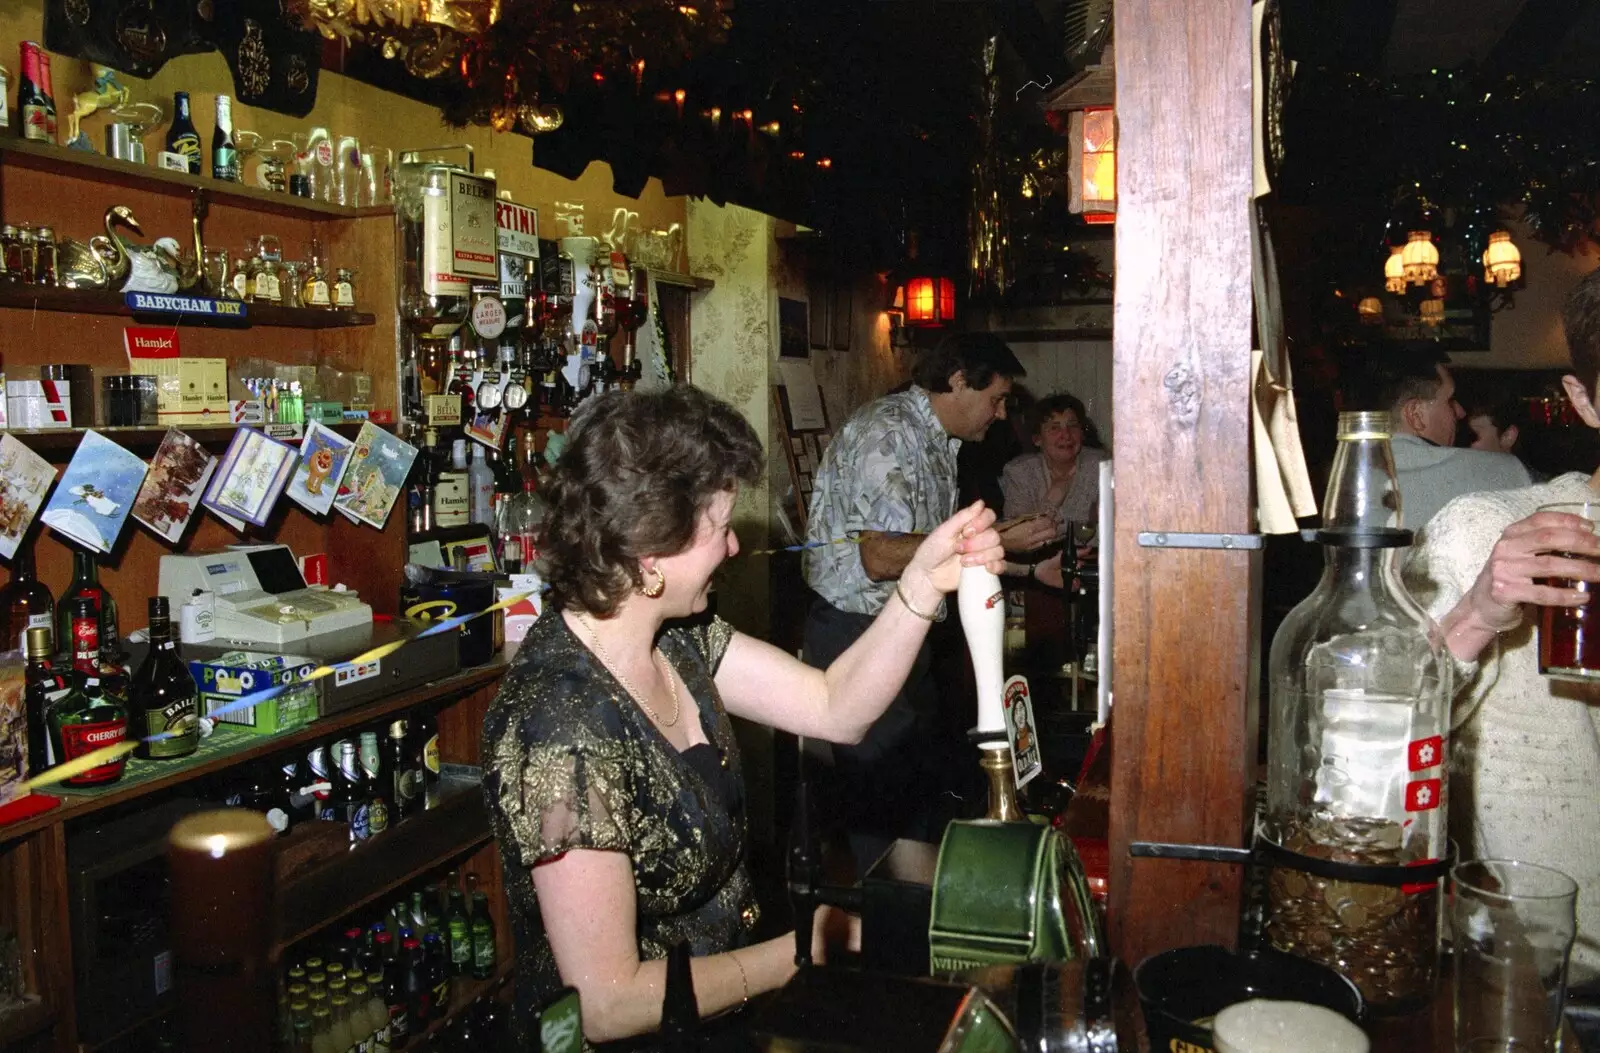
[911,331,1026,393]
[1562,268,1600,398]
[1367,350,1451,415]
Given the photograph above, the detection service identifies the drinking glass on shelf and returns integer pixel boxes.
[335,135,362,207]
[203,249,233,299]
[1453,859,1577,1053]
[1535,501,1600,680]
[233,129,262,188]
[280,261,304,308]
[258,138,296,192]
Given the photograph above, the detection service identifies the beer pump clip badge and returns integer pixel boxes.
[1002,674,1043,788]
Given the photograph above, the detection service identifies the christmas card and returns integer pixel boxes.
[0,435,58,560]
[333,422,417,529]
[132,428,217,544]
[40,431,146,554]
[202,428,298,528]
[286,421,355,517]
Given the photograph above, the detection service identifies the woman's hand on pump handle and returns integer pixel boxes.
[902,500,1008,599]
[1443,510,1600,660]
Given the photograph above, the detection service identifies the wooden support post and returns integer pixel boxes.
[1107,0,1260,967]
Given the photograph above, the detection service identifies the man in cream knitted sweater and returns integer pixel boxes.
[1405,269,1600,982]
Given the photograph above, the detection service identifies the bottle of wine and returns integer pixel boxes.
[469,890,496,979]
[211,93,239,181]
[166,91,201,174]
[23,625,61,776]
[128,596,199,759]
[0,535,55,654]
[57,547,116,663]
[47,598,127,786]
[447,885,471,975]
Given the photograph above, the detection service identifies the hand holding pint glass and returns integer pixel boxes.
[1450,503,1600,677]
[1531,502,1600,679]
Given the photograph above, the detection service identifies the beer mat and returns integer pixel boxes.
[50,722,275,797]
[0,790,59,825]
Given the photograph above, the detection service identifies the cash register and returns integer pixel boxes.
[157,545,373,646]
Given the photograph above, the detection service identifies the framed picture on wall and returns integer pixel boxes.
[830,280,852,351]
[808,274,831,349]
[778,296,809,359]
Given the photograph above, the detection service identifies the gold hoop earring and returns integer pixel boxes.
[639,565,666,598]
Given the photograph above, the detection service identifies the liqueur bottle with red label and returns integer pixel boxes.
[47,597,128,786]
[57,547,117,664]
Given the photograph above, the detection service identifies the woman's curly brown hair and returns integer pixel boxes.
[538,386,764,616]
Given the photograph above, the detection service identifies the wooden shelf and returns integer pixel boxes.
[0,138,394,221]
[0,995,54,1046]
[0,662,507,848]
[1,421,381,455]
[654,269,715,291]
[274,777,491,954]
[0,284,376,328]
[415,959,514,1043]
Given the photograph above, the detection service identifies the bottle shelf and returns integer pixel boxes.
[0,662,507,848]
[0,283,376,328]
[411,957,515,1046]
[0,138,395,222]
[274,775,492,955]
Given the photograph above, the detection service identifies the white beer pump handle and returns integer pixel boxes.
[958,564,1008,741]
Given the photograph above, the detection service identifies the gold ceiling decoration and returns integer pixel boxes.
[290,0,731,101]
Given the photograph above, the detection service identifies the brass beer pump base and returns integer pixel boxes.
[980,744,1023,822]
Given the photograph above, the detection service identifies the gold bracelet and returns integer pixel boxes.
[729,951,749,1007]
[895,581,937,621]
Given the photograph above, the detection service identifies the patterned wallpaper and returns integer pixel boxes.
[686,200,774,634]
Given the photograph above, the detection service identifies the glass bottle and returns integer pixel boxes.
[252,235,284,305]
[165,91,201,174]
[359,729,389,837]
[402,937,431,1030]
[411,709,440,808]
[38,51,55,142]
[423,931,449,1012]
[469,890,495,979]
[1263,410,1449,1012]
[57,547,117,663]
[431,439,470,528]
[231,255,252,301]
[16,42,46,143]
[333,267,357,309]
[447,886,471,975]
[302,255,332,308]
[128,596,198,759]
[0,536,56,654]
[32,225,55,286]
[23,626,61,776]
[211,93,239,181]
[387,718,420,821]
[322,738,370,844]
[46,597,127,786]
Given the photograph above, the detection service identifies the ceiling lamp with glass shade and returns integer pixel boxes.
[1482,231,1523,288]
[1401,231,1439,286]
[1042,47,1116,225]
[1384,246,1406,294]
[1357,296,1383,323]
[902,276,958,327]
[1419,298,1445,327]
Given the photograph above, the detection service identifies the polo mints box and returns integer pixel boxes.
[190,650,320,734]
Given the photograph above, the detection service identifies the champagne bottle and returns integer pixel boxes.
[166,91,201,174]
[16,42,46,143]
[211,93,239,181]
[128,597,199,759]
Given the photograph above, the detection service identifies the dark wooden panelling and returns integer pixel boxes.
[1106,0,1261,967]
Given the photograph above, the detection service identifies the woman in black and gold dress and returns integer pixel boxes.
[482,386,1004,1048]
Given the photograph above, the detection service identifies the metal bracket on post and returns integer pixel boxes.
[1137,531,1263,550]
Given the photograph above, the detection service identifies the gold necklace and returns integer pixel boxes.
[575,614,681,727]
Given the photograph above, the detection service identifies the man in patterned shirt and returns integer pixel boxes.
[802,332,1051,868]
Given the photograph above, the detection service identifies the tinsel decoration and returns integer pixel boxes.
[291,0,730,134]
[1282,68,1600,255]
[967,35,1008,299]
